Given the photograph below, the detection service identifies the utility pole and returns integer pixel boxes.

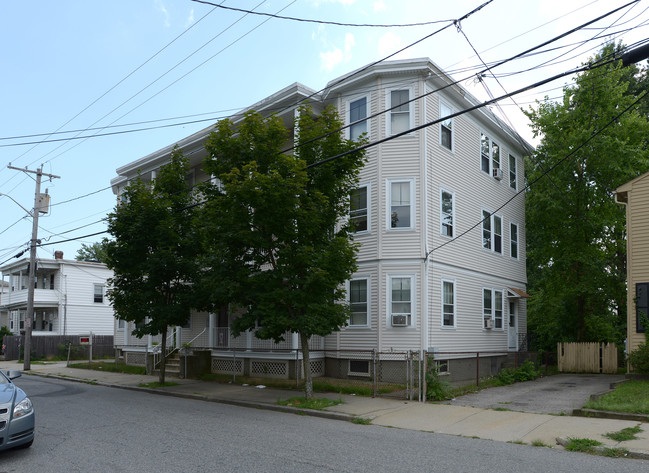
[7,165,60,371]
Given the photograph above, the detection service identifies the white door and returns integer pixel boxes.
[508,301,517,351]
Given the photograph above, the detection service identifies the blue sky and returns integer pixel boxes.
[0,0,647,264]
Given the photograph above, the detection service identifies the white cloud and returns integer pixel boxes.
[373,0,386,13]
[320,33,355,71]
[154,0,171,27]
[184,8,195,28]
[377,32,404,58]
[321,48,344,71]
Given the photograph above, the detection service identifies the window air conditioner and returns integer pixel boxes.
[485,318,494,329]
[492,168,503,180]
[391,314,408,327]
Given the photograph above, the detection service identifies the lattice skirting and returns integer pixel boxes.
[251,360,288,379]
[309,359,325,377]
[212,357,244,375]
[126,352,146,366]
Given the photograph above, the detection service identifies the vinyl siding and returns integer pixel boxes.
[624,175,649,351]
[60,264,115,336]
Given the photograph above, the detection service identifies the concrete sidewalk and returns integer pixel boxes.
[3,360,648,459]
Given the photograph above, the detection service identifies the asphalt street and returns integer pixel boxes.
[2,375,647,473]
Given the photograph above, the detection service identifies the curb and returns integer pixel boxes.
[572,408,649,423]
[556,437,649,461]
[23,370,358,423]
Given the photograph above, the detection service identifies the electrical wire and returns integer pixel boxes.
[190,0,454,27]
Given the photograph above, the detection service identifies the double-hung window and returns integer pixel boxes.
[483,288,503,329]
[480,133,500,174]
[350,186,368,233]
[389,89,411,135]
[440,102,453,150]
[349,279,369,327]
[442,280,455,327]
[481,133,491,173]
[510,222,519,259]
[390,276,412,327]
[440,189,454,237]
[389,179,413,229]
[94,284,104,303]
[349,96,368,141]
[482,211,502,254]
[509,154,517,190]
[492,141,500,171]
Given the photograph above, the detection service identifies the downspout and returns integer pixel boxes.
[421,74,430,355]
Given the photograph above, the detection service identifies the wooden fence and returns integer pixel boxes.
[1,335,114,361]
[557,342,617,374]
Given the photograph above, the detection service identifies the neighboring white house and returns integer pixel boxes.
[111,58,531,382]
[0,251,115,336]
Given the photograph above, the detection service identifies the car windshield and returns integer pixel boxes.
[0,372,10,384]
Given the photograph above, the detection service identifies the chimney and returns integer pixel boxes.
[54,251,64,260]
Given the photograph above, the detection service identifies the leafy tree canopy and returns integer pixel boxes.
[104,150,199,383]
[525,42,649,350]
[75,241,109,263]
[197,106,366,398]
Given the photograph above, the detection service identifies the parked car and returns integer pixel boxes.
[0,370,34,451]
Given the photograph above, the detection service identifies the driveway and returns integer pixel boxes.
[443,374,625,415]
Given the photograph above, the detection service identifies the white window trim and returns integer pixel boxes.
[347,277,370,328]
[348,359,371,377]
[94,284,105,304]
[481,209,502,255]
[387,178,415,231]
[509,154,518,191]
[483,287,504,330]
[441,278,456,329]
[440,188,454,238]
[387,274,416,328]
[346,93,370,141]
[350,182,371,235]
[439,100,454,152]
[480,132,491,174]
[510,221,519,260]
[386,87,414,136]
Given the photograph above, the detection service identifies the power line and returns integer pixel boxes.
[190,0,453,27]
[4,3,220,171]
[428,89,649,257]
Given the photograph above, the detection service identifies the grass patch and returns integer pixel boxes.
[68,361,147,375]
[352,417,372,425]
[603,426,643,442]
[198,373,403,397]
[531,440,552,447]
[601,447,630,458]
[508,440,526,445]
[492,407,512,412]
[564,438,602,453]
[276,397,343,410]
[583,380,649,414]
[138,381,180,388]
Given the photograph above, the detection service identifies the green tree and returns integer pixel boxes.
[75,241,109,263]
[525,43,649,350]
[198,106,366,399]
[104,150,199,384]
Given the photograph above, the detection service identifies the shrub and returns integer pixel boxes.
[496,360,540,385]
[628,343,649,374]
[426,357,453,401]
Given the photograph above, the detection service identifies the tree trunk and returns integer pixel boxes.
[159,325,167,385]
[300,332,313,400]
